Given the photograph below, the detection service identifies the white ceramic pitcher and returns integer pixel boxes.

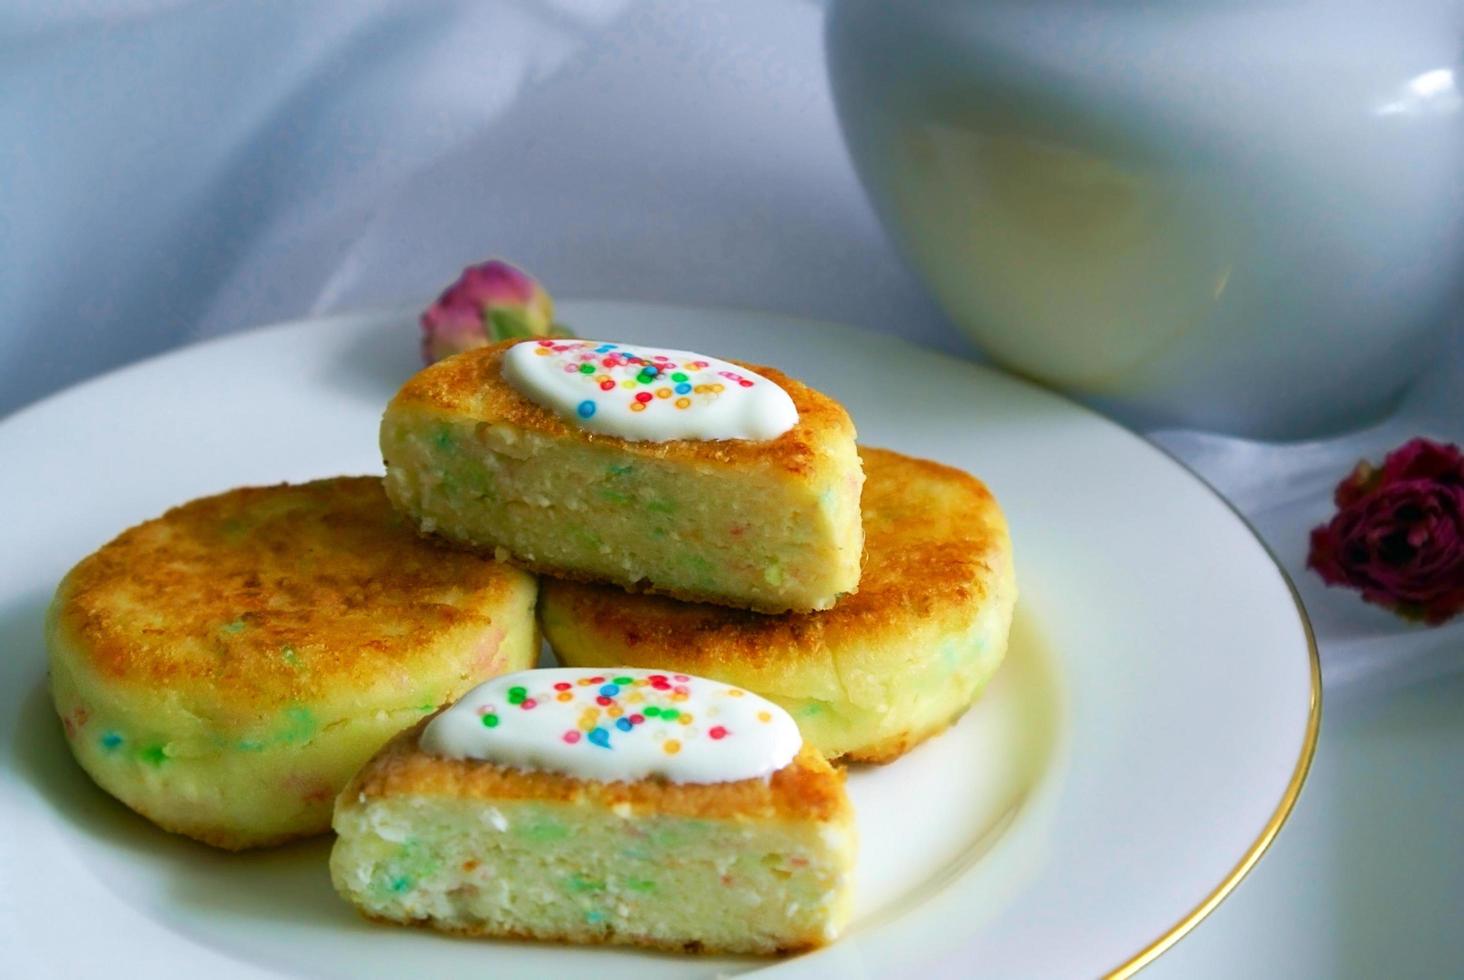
[827,0,1464,437]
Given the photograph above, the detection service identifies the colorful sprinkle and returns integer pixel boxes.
[422,668,802,783]
[501,340,796,435]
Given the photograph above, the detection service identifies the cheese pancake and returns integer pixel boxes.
[379,340,864,613]
[47,476,539,849]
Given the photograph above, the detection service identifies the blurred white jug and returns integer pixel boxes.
[827,0,1464,437]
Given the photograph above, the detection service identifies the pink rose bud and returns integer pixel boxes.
[420,260,562,364]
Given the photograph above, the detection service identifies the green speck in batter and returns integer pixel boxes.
[685,554,716,589]
[607,464,634,477]
[432,426,456,452]
[568,525,603,550]
[518,820,570,843]
[138,744,168,766]
[280,645,301,668]
[277,705,317,745]
[568,873,606,894]
[219,619,247,635]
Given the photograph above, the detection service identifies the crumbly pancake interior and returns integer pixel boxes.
[331,733,855,954]
[381,341,865,613]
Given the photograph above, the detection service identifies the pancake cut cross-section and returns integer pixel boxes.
[330,668,857,955]
[379,339,865,613]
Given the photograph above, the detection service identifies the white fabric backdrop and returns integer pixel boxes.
[3,2,1462,976]
[1,0,959,420]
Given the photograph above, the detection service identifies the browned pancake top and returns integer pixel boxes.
[346,725,850,824]
[52,477,532,705]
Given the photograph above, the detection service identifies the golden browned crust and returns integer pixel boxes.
[356,908,824,957]
[386,339,856,478]
[53,477,532,705]
[541,446,1007,668]
[343,721,850,825]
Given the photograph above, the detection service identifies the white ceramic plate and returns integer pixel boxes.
[0,303,1317,977]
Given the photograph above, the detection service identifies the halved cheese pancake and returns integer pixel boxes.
[331,670,856,955]
[47,477,538,849]
[542,447,1015,762]
[379,339,864,613]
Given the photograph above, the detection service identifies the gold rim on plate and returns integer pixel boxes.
[1104,449,1324,978]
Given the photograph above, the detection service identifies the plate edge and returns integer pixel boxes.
[1103,447,1324,979]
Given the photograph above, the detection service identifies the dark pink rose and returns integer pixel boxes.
[420,259,559,364]
[1307,438,1464,624]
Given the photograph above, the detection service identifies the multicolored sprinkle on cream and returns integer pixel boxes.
[420,668,803,784]
[500,340,798,442]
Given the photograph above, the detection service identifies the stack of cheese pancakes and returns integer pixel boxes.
[48,332,1015,956]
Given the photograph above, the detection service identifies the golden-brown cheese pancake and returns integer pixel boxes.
[47,476,539,849]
